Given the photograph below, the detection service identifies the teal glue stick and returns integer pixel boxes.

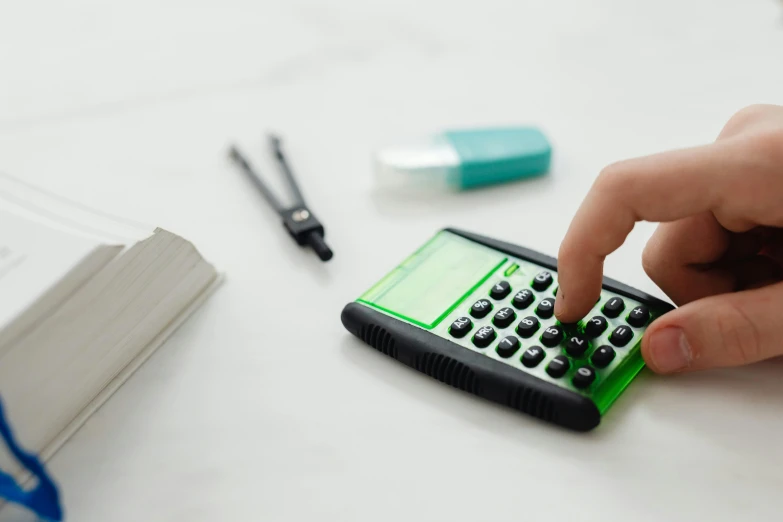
[374,126,551,191]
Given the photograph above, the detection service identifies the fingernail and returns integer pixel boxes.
[648,327,692,373]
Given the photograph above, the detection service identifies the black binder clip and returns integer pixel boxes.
[229,135,333,261]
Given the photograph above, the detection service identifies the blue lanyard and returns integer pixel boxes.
[0,397,63,520]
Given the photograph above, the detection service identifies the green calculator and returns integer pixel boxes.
[341,228,674,431]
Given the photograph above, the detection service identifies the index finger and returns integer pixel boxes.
[553,141,740,323]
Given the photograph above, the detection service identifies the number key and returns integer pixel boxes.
[521,346,545,368]
[516,316,540,338]
[535,297,555,319]
[584,316,607,338]
[566,334,589,357]
[541,325,563,347]
[572,366,596,389]
[496,336,521,358]
[546,355,570,378]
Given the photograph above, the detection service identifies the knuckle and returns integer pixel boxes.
[721,104,771,136]
[713,301,763,366]
[735,103,771,120]
[594,163,624,193]
[641,242,663,279]
[754,128,783,163]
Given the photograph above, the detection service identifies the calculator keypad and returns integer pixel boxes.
[591,346,615,368]
[521,346,546,368]
[439,258,658,395]
[584,316,607,338]
[627,305,650,327]
[492,307,516,328]
[609,325,633,347]
[490,281,511,300]
[496,336,521,358]
[602,297,625,318]
[535,298,555,319]
[572,366,596,388]
[532,271,554,291]
[511,289,534,309]
[472,325,496,348]
[565,334,589,357]
[516,316,540,338]
[449,317,473,338]
[541,325,563,347]
[546,356,570,378]
[470,299,493,318]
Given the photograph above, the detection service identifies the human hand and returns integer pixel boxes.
[554,104,783,374]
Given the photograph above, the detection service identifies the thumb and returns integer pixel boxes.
[641,281,783,373]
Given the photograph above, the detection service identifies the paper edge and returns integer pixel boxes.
[0,271,225,516]
[39,271,225,464]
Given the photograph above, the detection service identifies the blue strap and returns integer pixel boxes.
[0,396,63,521]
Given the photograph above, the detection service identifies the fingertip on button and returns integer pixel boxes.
[553,291,583,324]
[553,288,566,317]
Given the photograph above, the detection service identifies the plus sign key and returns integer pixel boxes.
[627,305,650,327]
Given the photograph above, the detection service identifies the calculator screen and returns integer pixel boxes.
[358,231,507,328]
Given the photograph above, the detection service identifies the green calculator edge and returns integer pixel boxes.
[340,228,675,431]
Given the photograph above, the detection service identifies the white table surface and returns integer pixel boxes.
[2,1,783,520]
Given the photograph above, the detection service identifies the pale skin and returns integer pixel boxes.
[554,104,783,374]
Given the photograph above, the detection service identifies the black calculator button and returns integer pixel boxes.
[627,305,650,327]
[516,316,540,338]
[473,325,496,348]
[572,366,596,389]
[521,346,545,368]
[470,299,493,318]
[532,271,553,291]
[492,307,516,328]
[602,297,625,318]
[535,298,555,319]
[496,336,521,358]
[609,325,633,347]
[546,355,570,378]
[591,346,616,368]
[490,281,511,300]
[566,334,590,357]
[449,317,473,338]
[511,289,534,309]
[541,325,563,347]
[584,316,608,338]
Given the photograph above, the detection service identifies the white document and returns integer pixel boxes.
[0,210,110,334]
